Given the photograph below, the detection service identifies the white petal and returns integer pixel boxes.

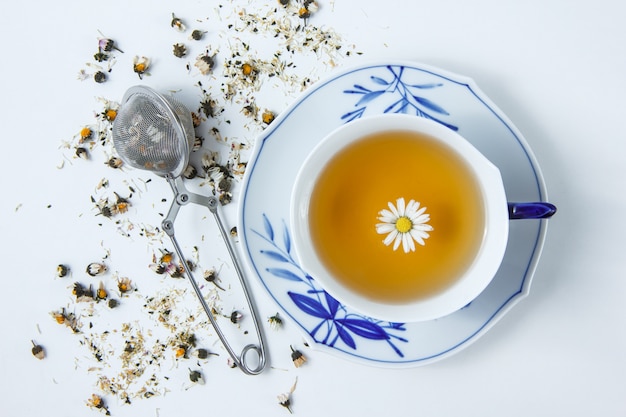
[395,198,406,216]
[412,206,427,219]
[410,229,427,245]
[413,213,430,225]
[405,199,420,215]
[392,233,402,251]
[376,223,396,234]
[387,201,399,217]
[383,229,398,246]
[378,209,396,223]
[402,233,415,253]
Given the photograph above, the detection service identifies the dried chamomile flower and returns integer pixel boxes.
[57,264,69,278]
[108,299,119,309]
[117,277,132,294]
[31,341,45,360]
[86,393,110,415]
[50,308,80,332]
[261,109,275,125]
[173,43,187,58]
[76,147,89,160]
[86,262,107,277]
[79,126,93,142]
[268,313,283,330]
[241,62,256,77]
[195,348,218,360]
[73,282,94,302]
[278,0,289,6]
[106,156,123,169]
[188,368,205,384]
[195,51,215,75]
[230,226,238,238]
[94,51,109,62]
[190,29,206,40]
[133,56,151,79]
[98,35,124,53]
[96,281,108,301]
[175,345,188,358]
[277,377,298,414]
[204,268,225,290]
[94,71,107,83]
[112,192,131,214]
[230,310,243,324]
[183,164,198,180]
[298,7,311,19]
[290,345,306,368]
[171,13,186,32]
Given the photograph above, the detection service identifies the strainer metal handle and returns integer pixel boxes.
[163,175,267,375]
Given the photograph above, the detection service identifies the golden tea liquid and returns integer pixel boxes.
[308,130,485,303]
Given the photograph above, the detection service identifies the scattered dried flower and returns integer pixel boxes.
[183,164,198,179]
[203,268,225,290]
[261,109,275,124]
[86,394,110,415]
[133,56,151,79]
[94,71,107,83]
[31,341,45,360]
[188,368,205,384]
[57,264,69,278]
[290,345,306,368]
[98,36,123,53]
[96,281,108,301]
[171,13,186,32]
[117,277,132,294]
[86,262,107,277]
[230,310,243,324]
[173,43,187,58]
[106,156,123,169]
[268,313,283,330]
[73,282,95,302]
[80,127,93,142]
[108,299,119,309]
[190,29,206,40]
[277,377,298,414]
[195,51,215,75]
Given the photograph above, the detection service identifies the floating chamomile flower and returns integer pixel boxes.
[376,198,433,253]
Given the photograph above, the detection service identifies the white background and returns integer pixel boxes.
[1,0,625,416]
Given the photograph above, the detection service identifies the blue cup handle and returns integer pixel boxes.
[508,202,557,220]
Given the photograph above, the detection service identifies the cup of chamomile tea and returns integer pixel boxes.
[290,114,556,322]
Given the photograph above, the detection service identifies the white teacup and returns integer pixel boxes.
[290,114,555,322]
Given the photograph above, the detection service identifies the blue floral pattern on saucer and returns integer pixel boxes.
[341,65,458,131]
[239,62,550,367]
[253,214,408,357]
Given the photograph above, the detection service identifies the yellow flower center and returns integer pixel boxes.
[105,109,117,121]
[395,216,412,233]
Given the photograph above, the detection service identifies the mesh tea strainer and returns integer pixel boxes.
[112,85,266,375]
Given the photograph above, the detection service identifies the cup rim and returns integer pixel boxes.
[290,114,509,322]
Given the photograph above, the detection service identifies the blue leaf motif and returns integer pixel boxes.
[370,75,390,85]
[288,292,331,319]
[342,65,457,131]
[258,215,409,358]
[413,95,449,115]
[335,323,356,349]
[355,90,385,106]
[282,223,291,254]
[408,82,444,89]
[336,318,390,340]
[267,268,303,282]
[262,213,274,241]
[260,250,289,262]
[324,291,340,318]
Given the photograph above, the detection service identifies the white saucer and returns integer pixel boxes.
[239,61,550,367]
